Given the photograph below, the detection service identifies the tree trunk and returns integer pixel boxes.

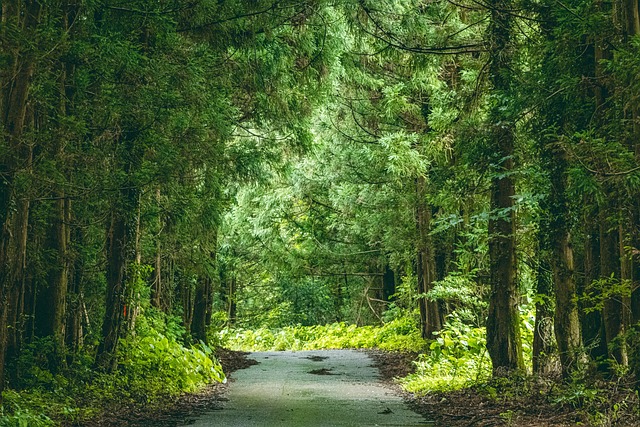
[37,196,70,350]
[95,185,140,372]
[191,277,213,344]
[547,148,583,377]
[0,0,41,396]
[182,276,195,341]
[618,0,640,384]
[151,188,163,310]
[600,203,627,366]
[580,201,609,361]
[382,265,396,302]
[485,0,524,375]
[592,6,628,367]
[552,225,582,376]
[416,176,441,340]
[66,225,85,354]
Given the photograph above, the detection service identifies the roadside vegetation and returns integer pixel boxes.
[0,312,224,427]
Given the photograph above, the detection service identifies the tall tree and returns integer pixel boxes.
[485,0,524,374]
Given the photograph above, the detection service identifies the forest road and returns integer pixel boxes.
[180,349,433,426]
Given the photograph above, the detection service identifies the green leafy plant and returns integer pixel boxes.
[400,314,491,393]
[116,330,226,399]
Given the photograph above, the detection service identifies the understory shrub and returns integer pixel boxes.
[220,314,425,352]
[400,314,491,393]
[116,331,226,399]
[0,319,225,426]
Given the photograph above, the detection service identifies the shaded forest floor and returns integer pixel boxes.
[368,350,640,427]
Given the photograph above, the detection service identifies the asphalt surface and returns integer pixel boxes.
[181,349,432,427]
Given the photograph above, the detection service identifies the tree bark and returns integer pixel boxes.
[548,148,583,377]
[416,176,441,340]
[95,185,140,372]
[382,265,396,302]
[600,203,627,366]
[191,277,213,344]
[0,0,41,397]
[593,2,628,367]
[66,225,85,353]
[151,210,163,311]
[485,0,524,375]
[580,201,609,361]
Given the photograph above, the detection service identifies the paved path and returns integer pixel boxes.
[182,350,432,427]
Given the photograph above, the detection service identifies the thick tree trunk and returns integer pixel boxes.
[96,213,128,371]
[382,265,396,302]
[618,0,640,384]
[416,177,441,340]
[546,148,583,377]
[599,204,627,366]
[552,227,582,376]
[191,277,213,344]
[192,242,218,344]
[0,0,41,396]
[485,0,523,375]
[590,0,629,370]
[37,196,70,351]
[95,186,140,372]
[66,226,85,354]
[580,203,609,361]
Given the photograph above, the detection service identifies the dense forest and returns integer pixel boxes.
[2,0,640,425]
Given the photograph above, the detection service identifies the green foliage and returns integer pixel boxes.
[116,331,226,398]
[0,390,57,427]
[221,315,425,353]
[428,275,487,326]
[5,0,640,424]
[0,314,225,425]
[400,315,491,393]
[579,276,634,314]
[0,406,54,427]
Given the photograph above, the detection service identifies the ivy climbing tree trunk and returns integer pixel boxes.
[485,0,524,375]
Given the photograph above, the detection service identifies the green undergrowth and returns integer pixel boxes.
[400,316,492,392]
[401,310,534,394]
[220,315,426,352]
[0,317,225,427]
